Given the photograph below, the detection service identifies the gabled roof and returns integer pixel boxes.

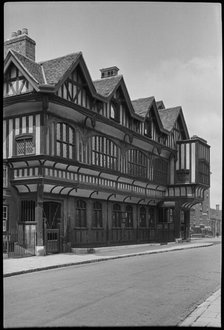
[6,49,45,84]
[131,97,154,116]
[5,50,82,87]
[4,50,101,98]
[158,106,189,138]
[131,96,167,133]
[158,107,181,131]
[39,52,81,85]
[93,75,123,97]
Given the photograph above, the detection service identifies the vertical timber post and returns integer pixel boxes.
[35,182,46,255]
[174,201,182,240]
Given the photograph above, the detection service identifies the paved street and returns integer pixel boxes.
[4,242,221,327]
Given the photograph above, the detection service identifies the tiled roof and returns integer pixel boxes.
[11,50,45,84]
[39,52,81,85]
[93,75,123,97]
[10,50,81,86]
[158,107,181,131]
[131,97,155,116]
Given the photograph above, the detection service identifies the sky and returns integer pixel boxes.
[4,1,222,209]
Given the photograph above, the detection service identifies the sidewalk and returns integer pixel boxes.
[3,239,215,277]
[179,288,221,327]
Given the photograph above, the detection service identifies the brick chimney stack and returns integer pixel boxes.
[4,28,36,61]
[100,66,119,79]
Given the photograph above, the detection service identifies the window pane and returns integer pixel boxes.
[17,141,25,155]
[25,139,34,154]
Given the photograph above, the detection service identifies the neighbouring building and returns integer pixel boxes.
[190,188,222,237]
[3,29,211,255]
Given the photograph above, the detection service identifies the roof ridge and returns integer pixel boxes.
[158,106,181,111]
[38,51,82,65]
[93,74,123,83]
[131,96,155,102]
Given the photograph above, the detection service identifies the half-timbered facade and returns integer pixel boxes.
[3,29,210,255]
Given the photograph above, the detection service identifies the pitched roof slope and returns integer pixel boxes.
[131,97,155,116]
[39,52,81,85]
[93,75,123,97]
[11,50,45,84]
[158,107,181,131]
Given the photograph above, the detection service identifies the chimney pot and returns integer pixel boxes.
[11,32,17,38]
[17,29,22,36]
[22,28,28,35]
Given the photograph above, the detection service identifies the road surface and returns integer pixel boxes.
[4,242,221,327]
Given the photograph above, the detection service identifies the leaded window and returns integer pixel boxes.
[56,123,74,159]
[76,200,87,227]
[16,136,34,155]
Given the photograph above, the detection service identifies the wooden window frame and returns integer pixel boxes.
[76,199,87,228]
[112,204,122,228]
[91,136,119,171]
[20,200,36,222]
[56,123,75,159]
[92,202,103,228]
[127,149,147,178]
[15,134,35,156]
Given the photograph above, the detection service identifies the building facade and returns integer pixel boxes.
[3,29,210,255]
[190,192,222,237]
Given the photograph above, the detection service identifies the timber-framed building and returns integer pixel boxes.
[3,29,210,255]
